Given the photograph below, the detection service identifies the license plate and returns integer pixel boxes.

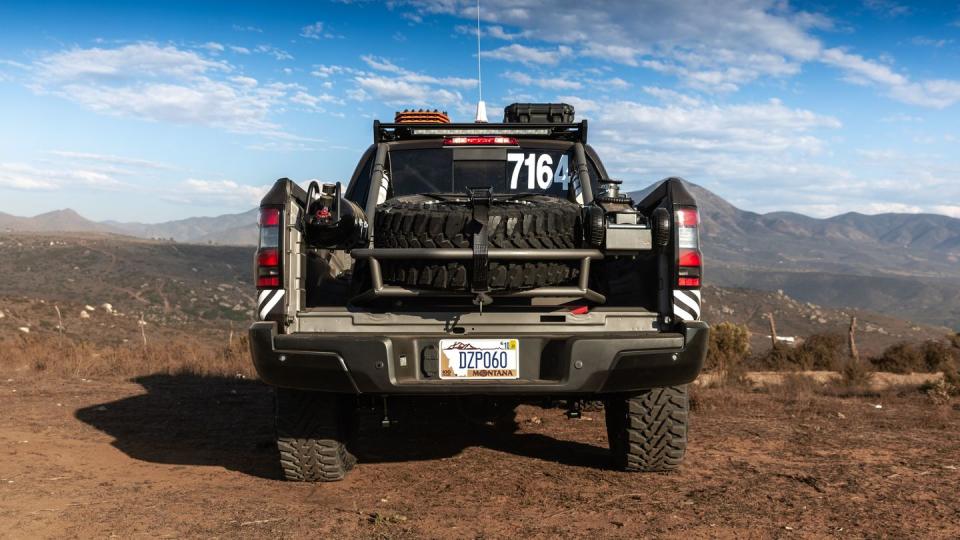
[439,339,520,380]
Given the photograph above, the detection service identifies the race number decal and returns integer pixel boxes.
[508,153,568,190]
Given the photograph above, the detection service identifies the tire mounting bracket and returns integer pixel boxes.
[468,187,493,296]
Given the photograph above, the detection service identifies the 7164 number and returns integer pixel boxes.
[507,153,569,190]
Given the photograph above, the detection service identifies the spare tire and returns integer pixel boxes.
[374,194,582,291]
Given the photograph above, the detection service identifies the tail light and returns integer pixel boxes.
[676,206,701,288]
[256,207,282,288]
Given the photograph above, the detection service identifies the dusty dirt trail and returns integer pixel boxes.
[1,374,959,539]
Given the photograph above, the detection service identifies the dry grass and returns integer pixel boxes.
[0,332,255,379]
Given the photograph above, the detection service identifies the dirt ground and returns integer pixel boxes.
[1,374,959,539]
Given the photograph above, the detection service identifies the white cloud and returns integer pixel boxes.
[300,21,334,40]
[413,0,960,104]
[863,0,910,18]
[352,76,463,108]
[502,71,581,90]
[822,47,960,108]
[181,178,269,205]
[0,163,60,190]
[229,45,251,55]
[931,205,960,218]
[24,42,309,137]
[0,155,151,192]
[910,36,954,48]
[47,151,174,171]
[345,56,477,110]
[482,44,573,66]
[232,24,263,33]
[361,55,477,88]
[201,42,225,53]
[290,90,342,109]
[254,45,293,61]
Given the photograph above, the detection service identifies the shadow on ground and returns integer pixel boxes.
[75,373,611,480]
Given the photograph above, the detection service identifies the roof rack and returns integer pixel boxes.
[373,120,588,144]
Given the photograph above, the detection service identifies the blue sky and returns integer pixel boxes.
[1,0,959,222]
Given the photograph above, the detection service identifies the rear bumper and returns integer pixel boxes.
[249,320,708,396]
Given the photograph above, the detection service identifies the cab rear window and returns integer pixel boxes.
[388,146,598,198]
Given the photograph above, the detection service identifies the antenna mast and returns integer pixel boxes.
[474,0,488,122]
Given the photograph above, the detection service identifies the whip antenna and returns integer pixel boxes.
[474,0,488,122]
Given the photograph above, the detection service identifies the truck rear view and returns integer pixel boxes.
[249,104,709,481]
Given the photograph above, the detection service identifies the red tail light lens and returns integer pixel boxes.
[257,248,279,267]
[678,248,701,267]
[259,207,281,227]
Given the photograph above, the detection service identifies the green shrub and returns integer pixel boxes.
[872,340,958,374]
[792,333,846,371]
[706,322,750,383]
[871,341,925,373]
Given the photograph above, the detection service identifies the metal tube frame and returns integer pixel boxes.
[350,248,606,305]
[353,139,606,306]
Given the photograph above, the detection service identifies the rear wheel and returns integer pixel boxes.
[605,385,689,472]
[275,388,356,482]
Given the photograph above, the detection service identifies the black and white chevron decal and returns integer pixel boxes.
[672,289,701,321]
[257,289,285,321]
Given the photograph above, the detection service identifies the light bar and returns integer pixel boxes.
[412,127,552,136]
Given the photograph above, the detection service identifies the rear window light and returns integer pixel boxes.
[443,136,518,146]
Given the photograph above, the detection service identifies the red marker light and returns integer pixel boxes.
[443,136,518,146]
[257,276,281,288]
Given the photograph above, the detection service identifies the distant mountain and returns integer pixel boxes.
[0,209,117,234]
[631,182,960,327]
[106,209,257,245]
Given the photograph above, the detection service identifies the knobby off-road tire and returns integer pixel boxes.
[275,388,356,482]
[373,195,582,291]
[605,385,689,472]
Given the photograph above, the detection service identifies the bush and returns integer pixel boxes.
[871,340,958,374]
[706,322,750,383]
[949,332,960,350]
[792,333,846,371]
[871,341,924,373]
[757,333,846,371]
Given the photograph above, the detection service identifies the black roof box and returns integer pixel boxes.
[503,103,575,124]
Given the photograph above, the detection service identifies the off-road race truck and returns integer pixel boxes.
[249,103,708,481]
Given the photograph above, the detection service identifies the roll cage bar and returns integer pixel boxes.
[374,120,589,144]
